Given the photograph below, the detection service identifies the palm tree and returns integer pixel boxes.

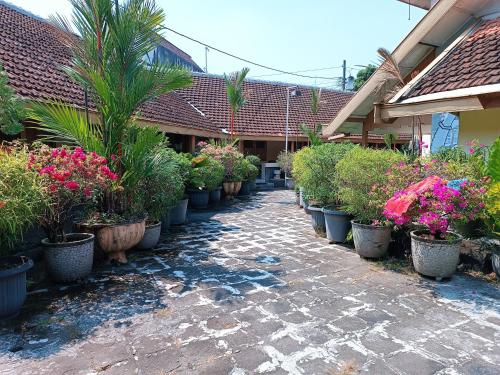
[299,88,323,146]
[224,67,249,139]
[30,0,192,214]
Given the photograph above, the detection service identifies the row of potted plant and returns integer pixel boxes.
[292,137,499,281]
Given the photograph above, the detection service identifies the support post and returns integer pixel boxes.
[361,121,369,147]
[188,135,196,153]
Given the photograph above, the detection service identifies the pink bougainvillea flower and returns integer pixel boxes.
[64,180,80,190]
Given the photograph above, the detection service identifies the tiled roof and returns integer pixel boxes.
[178,74,353,137]
[158,37,203,72]
[404,18,500,99]
[0,2,353,138]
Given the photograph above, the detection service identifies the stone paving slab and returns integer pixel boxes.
[0,190,499,375]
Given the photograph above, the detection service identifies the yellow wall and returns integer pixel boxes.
[459,108,500,148]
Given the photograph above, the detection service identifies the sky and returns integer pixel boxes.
[5,0,426,88]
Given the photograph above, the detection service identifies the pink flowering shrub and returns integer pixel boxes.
[29,145,118,242]
[383,175,488,239]
[199,143,244,181]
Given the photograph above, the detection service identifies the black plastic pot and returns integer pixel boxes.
[238,181,252,196]
[323,207,351,243]
[0,256,33,319]
[209,187,222,204]
[170,198,188,225]
[187,189,209,209]
[308,206,326,237]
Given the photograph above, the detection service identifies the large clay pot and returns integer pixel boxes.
[187,189,209,209]
[0,256,33,319]
[411,230,463,281]
[223,181,242,197]
[352,220,391,259]
[238,181,252,196]
[42,233,94,282]
[77,220,145,264]
[323,207,351,243]
[136,221,161,250]
[170,198,188,225]
[209,187,222,204]
[308,206,326,237]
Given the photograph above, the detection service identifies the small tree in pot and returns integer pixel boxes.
[245,155,261,191]
[0,144,47,319]
[384,176,488,280]
[277,151,294,189]
[136,145,185,249]
[29,145,117,282]
[336,147,406,258]
[236,158,259,196]
[186,155,224,208]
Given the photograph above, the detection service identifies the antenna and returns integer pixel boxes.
[205,46,209,73]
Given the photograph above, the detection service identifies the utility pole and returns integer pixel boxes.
[342,59,347,91]
[205,46,209,73]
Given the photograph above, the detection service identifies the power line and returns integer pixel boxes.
[250,65,343,78]
[162,26,342,81]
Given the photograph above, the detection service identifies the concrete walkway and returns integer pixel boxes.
[0,191,499,375]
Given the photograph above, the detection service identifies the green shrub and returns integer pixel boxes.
[336,147,406,222]
[0,145,47,254]
[292,143,355,206]
[188,155,225,191]
[291,146,312,185]
[245,154,261,168]
[140,147,186,222]
[234,158,259,182]
[277,151,294,176]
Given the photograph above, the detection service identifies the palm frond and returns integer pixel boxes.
[375,47,405,102]
[299,123,323,146]
[310,88,322,115]
[29,102,104,154]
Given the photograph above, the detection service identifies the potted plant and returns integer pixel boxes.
[336,147,406,258]
[186,155,224,209]
[0,145,46,319]
[277,150,295,190]
[237,158,259,197]
[245,155,261,191]
[31,0,192,262]
[136,146,184,249]
[29,145,116,282]
[385,176,487,280]
[199,141,244,198]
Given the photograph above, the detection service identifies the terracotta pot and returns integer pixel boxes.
[234,181,242,194]
[76,219,145,264]
[223,181,235,196]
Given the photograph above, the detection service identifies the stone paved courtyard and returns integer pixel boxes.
[0,190,499,375]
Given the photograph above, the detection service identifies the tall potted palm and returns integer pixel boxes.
[224,68,249,139]
[30,0,192,263]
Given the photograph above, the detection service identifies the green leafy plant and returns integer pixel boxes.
[30,0,192,220]
[0,144,47,254]
[299,123,323,146]
[0,63,25,135]
[140,146,186,223]
[277,151,294,176]
[188,155,224,191]
[485,136,500,235]
[234,158,258,182]
[245,154,261,168]
[199,142,244,182]
[336,147,406,222]
[293,143,355,207]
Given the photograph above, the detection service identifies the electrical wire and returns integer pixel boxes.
[162,26,343,81]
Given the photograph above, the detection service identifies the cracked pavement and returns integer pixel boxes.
[0,190,499,375]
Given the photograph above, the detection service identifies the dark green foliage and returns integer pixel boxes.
[0,63,25,135]
[353,64,376,91]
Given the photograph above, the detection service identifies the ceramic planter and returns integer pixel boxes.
[136,221,162,250]
[492,253,500,278]
[411,230,463,281]
[223,181,242,197]
[77,219,145,264]
[209,187,222,204]
[238,181,252,196]
[170,198,188,225]
[42,233,94,282]
[322,207,351,243]
[351,220,391,258]
[308,206,326,237]
[187,189,209,209]
[0,256,33,319]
